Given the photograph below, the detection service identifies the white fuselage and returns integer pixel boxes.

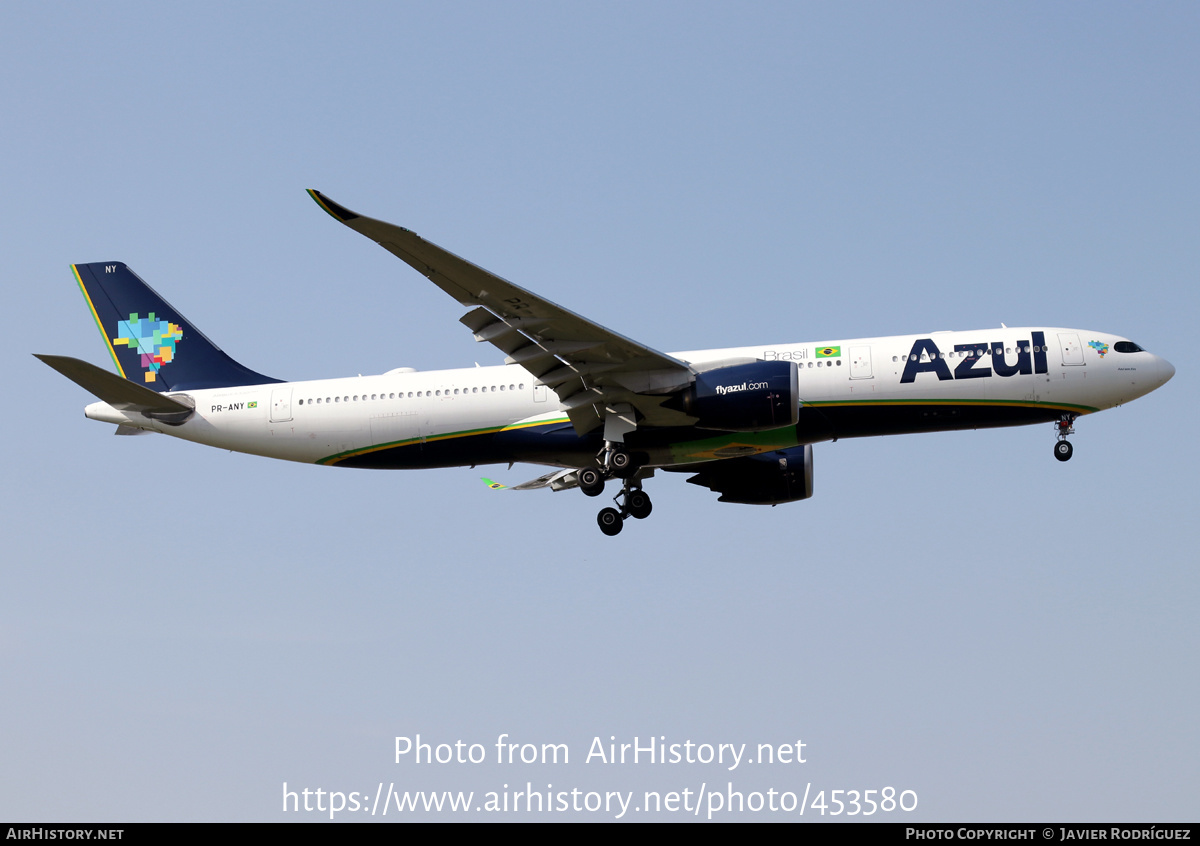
[83,327,1174,471]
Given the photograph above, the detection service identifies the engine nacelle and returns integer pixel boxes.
[674,360,799,432]
[686,444,814,505]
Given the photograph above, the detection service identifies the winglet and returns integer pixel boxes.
[307,189,359,223]
[481,477,507,490]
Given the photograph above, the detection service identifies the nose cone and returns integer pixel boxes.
[1157,355,1175,387]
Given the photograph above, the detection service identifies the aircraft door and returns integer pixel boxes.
[1058,333,1085,366]
[270,387,293,422]
[849,346,873,379]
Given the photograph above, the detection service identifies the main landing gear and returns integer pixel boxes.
[579,444,635,495]
[1053,414,1076,462]
[596,481,653,536]
[586,442,653,536]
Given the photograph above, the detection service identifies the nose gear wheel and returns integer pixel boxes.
[1053,413,1076,462]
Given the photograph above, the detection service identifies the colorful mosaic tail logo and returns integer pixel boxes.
[71,262,279,391]
[112,313,183,382]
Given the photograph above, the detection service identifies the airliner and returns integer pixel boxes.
[37,191,1175,535]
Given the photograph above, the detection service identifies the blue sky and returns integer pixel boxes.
[3,1,1197,821]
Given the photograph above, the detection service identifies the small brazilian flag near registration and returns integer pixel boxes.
[248,401,258,408]
[816,346,841,358]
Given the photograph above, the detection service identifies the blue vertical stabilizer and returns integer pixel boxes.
[72,262,281,391]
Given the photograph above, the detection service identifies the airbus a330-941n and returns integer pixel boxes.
[38,191,1175,535]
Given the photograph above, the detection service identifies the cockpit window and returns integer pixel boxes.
[1114,341,1144,353]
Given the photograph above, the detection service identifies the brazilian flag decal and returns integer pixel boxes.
[816,346,841,358]
[481,477,507,490]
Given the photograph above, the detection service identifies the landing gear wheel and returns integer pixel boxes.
[597,507,623,536]
[579,466,605,497]
[1054,440,1073,462]
[626,489,653,520]
[609,448,635,479]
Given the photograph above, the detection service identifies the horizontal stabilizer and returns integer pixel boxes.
[479,469,579,492]
[34,355,194,415]
[510,468,579,491]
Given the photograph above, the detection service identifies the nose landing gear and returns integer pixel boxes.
[1053,414,1076,462]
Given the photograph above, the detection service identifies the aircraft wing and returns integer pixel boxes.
[308,190,697,433]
